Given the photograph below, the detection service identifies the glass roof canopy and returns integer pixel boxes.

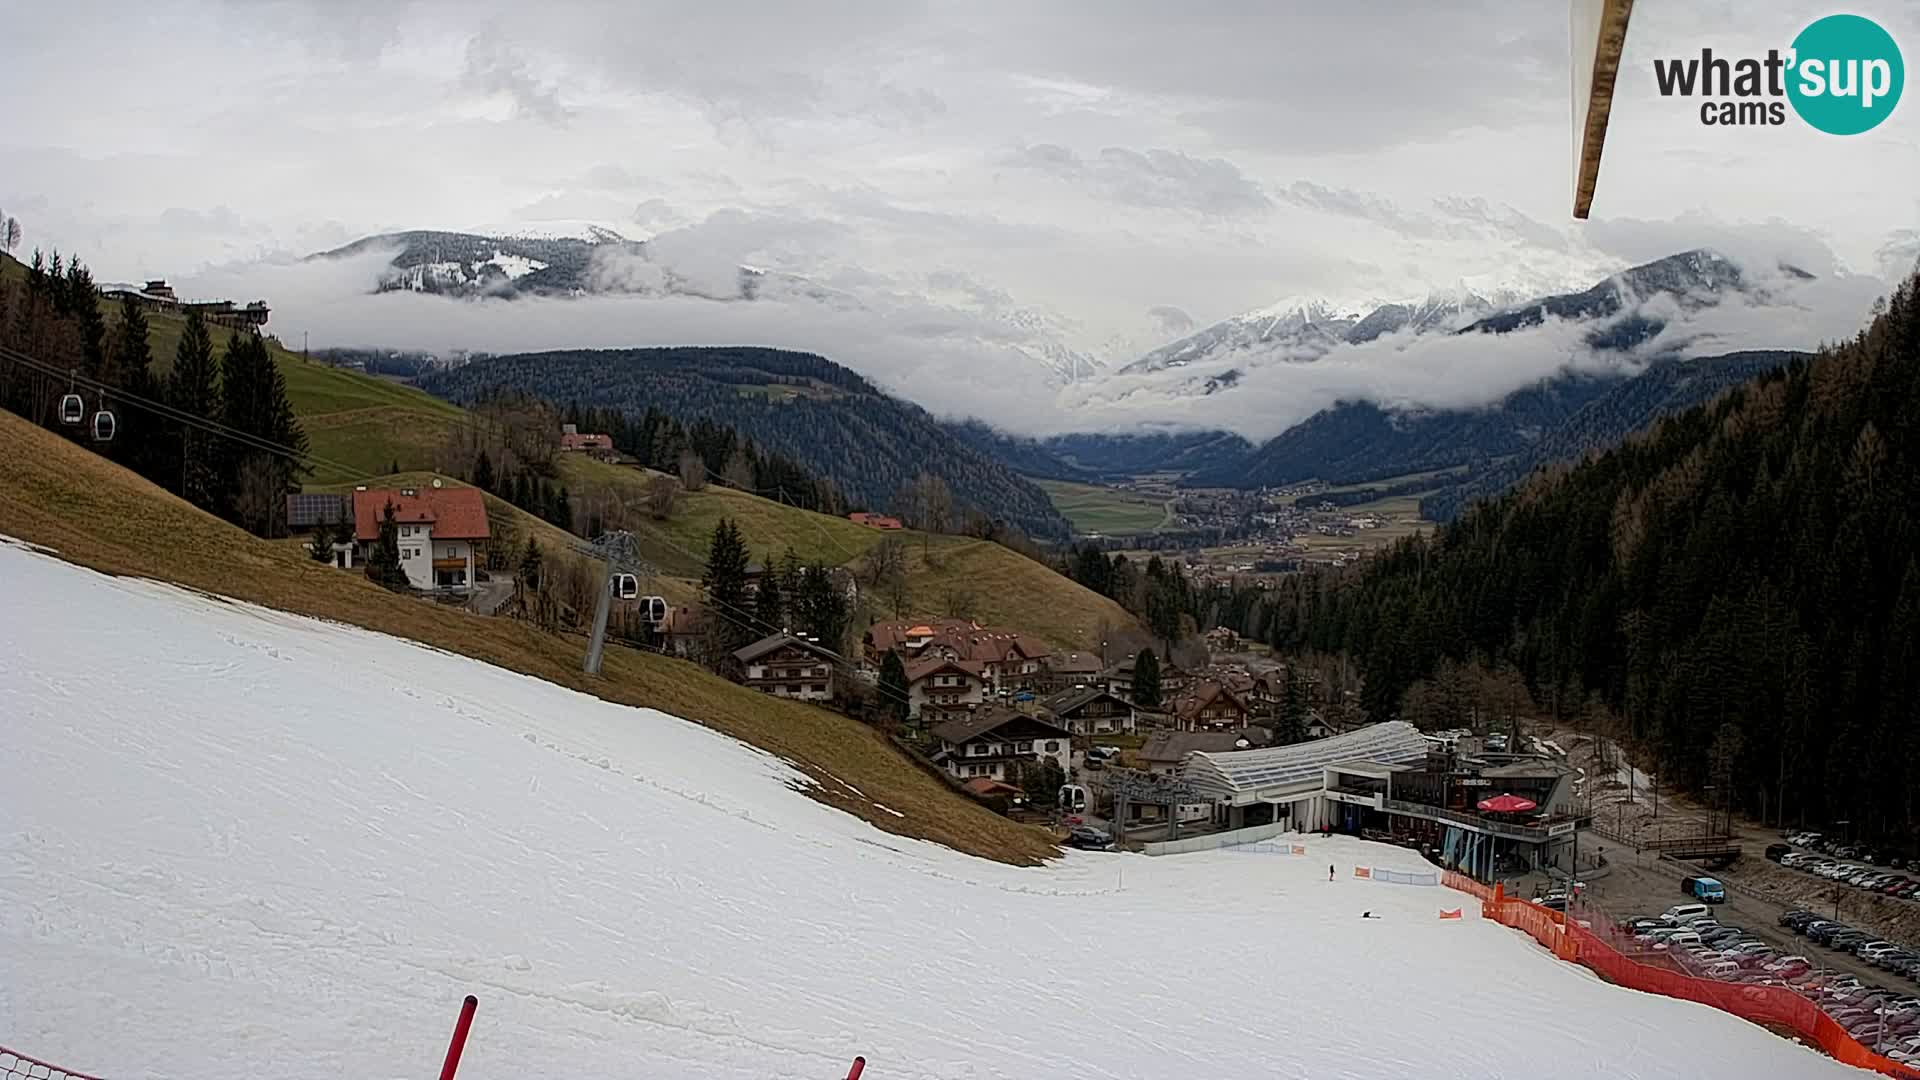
[1184,721,1432,798]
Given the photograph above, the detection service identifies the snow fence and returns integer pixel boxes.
[2,1047,108,1080]
[1442,873,1920,1079]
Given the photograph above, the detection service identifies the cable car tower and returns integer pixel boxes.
[576,530,660,676]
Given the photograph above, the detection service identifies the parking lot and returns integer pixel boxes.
[1579,847,1898,989]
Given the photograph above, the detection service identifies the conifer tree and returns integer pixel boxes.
[308,515,337,562]
[108,295,161,480]
[518,538,544,594]
[1132,648,1161,708]
[796,561,849,653]
[167,311,221,512]
[473,449,495,492]
[878,649,910,724]
[1277,665,1308,745]
[701,518,752,651]
[364,502,412,590]
[754,550,785,632]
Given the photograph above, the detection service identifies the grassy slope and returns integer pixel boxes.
[860,534,1139,652]
[554,455,887,576]
[143,314,465,486]
[0,410,1053,865]
[555,455,1137,649]
[1033,477,1171,535]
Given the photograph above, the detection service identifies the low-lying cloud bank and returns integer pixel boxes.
[180,246,1893,443]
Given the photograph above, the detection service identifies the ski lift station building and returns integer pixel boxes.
[1178,721,1584,877]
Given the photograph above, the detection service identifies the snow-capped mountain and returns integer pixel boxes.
[1118,297,1372,375]
[1464,249,1804,347]
[1108,251,1800,400]
[1117,287,1517,376]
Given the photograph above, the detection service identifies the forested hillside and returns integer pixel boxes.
[420,347,1072,539]
[1418,351,1803,520]
[1044,429,1253,479]
[1286,276,1917,840]
[940,419,1091,482]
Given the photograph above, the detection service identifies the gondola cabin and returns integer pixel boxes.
[639,595,668,627]
[60,393,85,425]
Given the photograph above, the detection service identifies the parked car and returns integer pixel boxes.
[1682,875,1728,902]
[1663,903,1713,924]
[1766,843,1793,862]
[1065,826,1113,850]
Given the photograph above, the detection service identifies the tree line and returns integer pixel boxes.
[416,347,1074,539]
[1,250,306,536]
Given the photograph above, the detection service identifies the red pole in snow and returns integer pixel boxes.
[439,995,479,1080]
[845,1055,866,1080]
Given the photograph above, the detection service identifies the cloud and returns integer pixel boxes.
[1278,181,1433,237]
[7,0,1914,441]
[462,33,573,124]
[1003,144,1272,216]
[1148,305,1194,335]
[1877,230,1920,282]
[1055,264,1887,440]
[1580,213,1842,276]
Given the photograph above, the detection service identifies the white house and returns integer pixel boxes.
[905,657,987,720]
[930,706,1073,783]
[352,485,490,592]
[732,633,837,702]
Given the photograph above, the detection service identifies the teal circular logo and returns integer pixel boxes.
[1787,14,1903,134]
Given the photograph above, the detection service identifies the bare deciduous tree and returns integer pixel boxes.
[863,536,906,588]
[723,445,754,490]
[647,474,680,520]
[677,449,708,492]
[942,583,976,619]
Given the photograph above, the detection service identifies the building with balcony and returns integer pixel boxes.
[1177,721,1585,879]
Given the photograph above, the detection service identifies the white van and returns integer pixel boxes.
[1662,903,1712,924]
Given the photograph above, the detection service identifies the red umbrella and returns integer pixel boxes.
[1478,793,1538,813]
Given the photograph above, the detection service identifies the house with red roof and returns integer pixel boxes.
[558,423,614,458]
[863,617,1052,694]
[847,512,903,530]
[351,484,490,592]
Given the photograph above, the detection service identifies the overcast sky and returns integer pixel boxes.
[4,1,1916,435]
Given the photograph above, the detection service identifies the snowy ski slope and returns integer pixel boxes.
[0,541,1864,1079]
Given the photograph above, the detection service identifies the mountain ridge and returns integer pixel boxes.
[416,345,1075,540]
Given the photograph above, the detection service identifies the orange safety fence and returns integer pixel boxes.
[1444,878,1920,1078]
[1353,867,1371,879]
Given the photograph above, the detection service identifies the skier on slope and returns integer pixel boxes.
[1328,864,1335,881]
